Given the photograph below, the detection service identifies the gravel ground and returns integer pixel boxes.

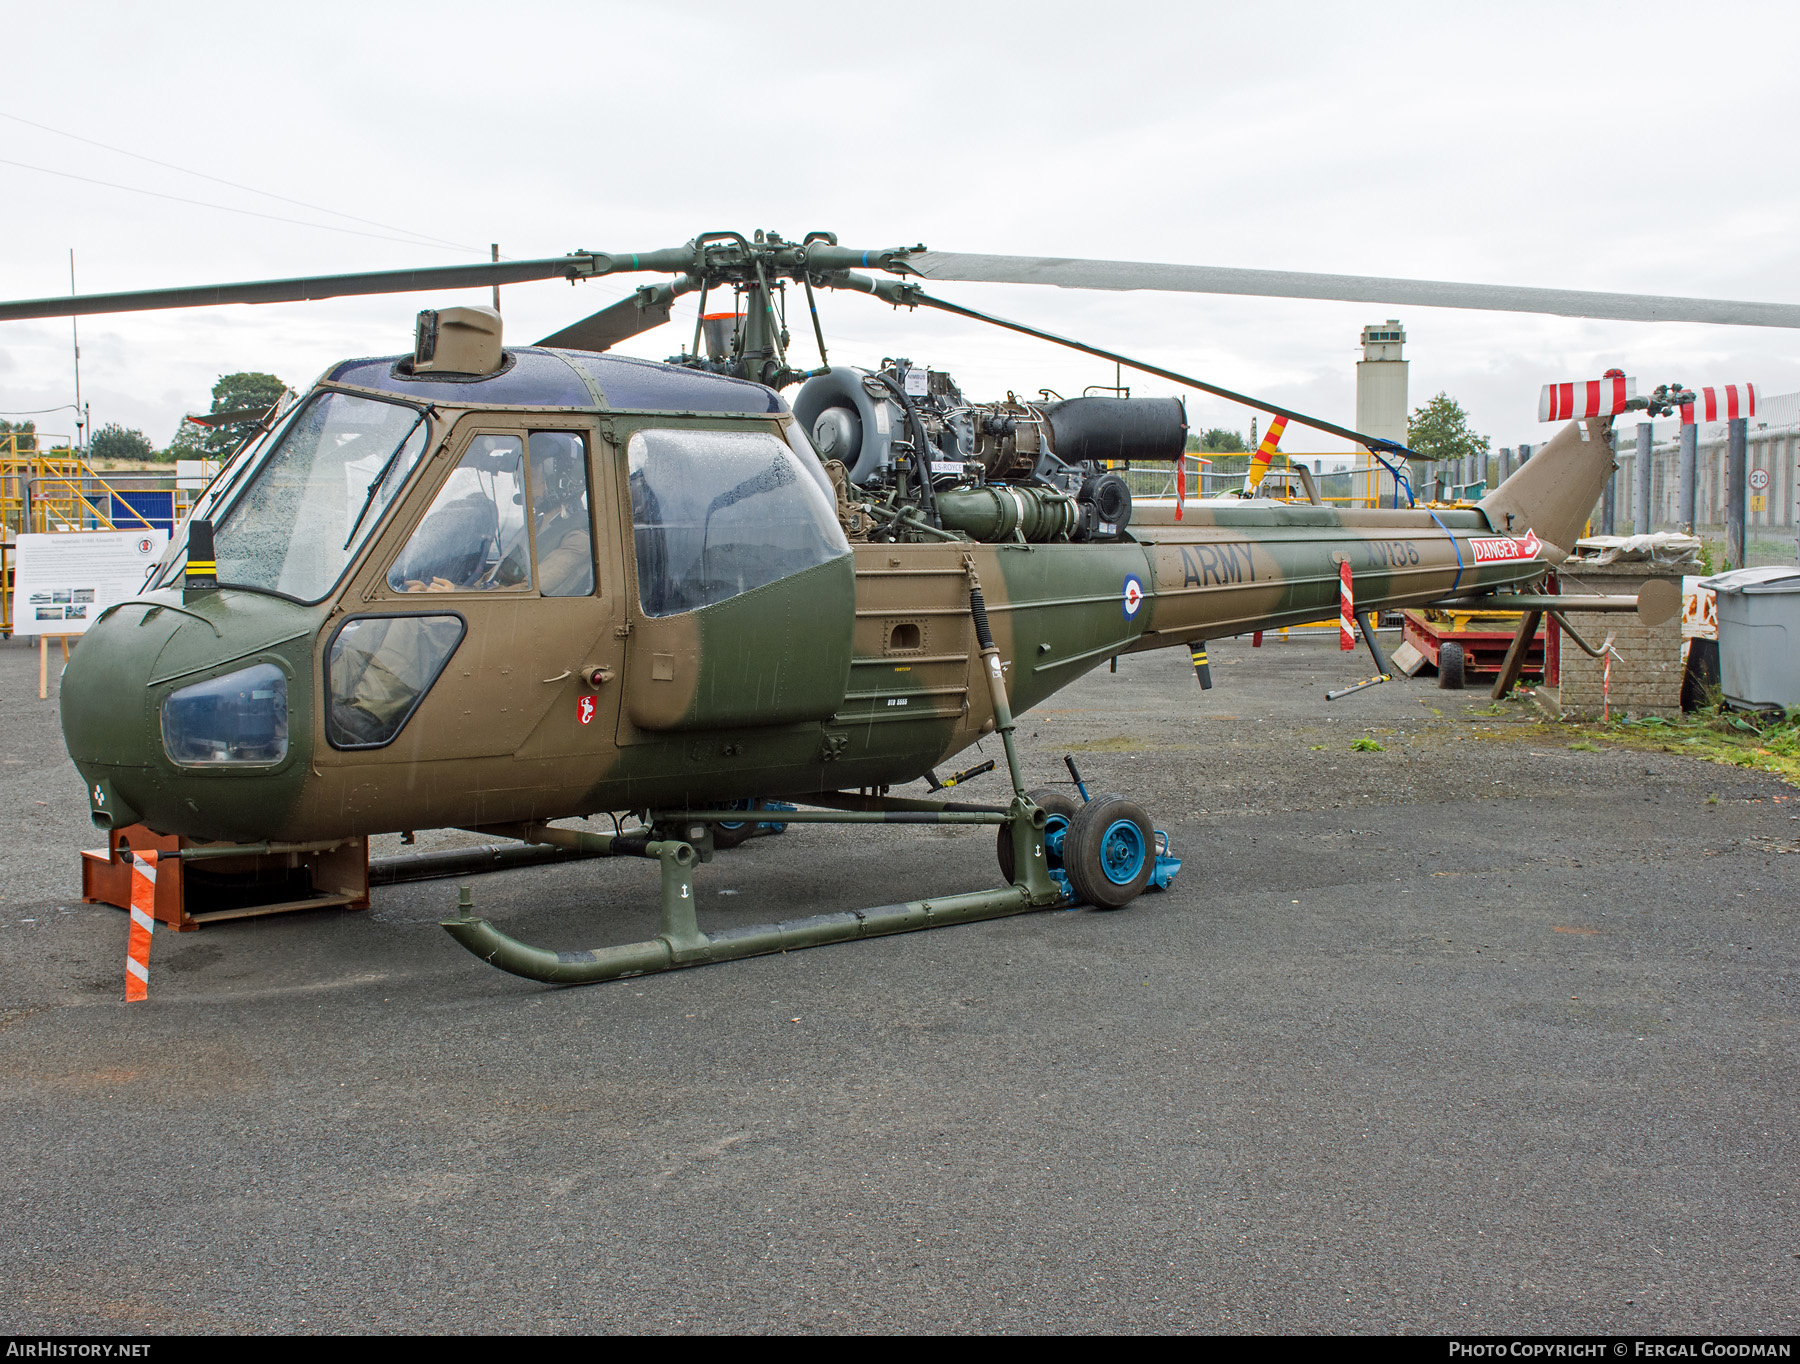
[0,629,1795,1335]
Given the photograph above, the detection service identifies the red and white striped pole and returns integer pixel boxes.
[1339,561,1355,651]
[124,851,157,1002]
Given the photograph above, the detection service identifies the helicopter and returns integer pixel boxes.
[0,229,1762,986]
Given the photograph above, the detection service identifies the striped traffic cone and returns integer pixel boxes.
[124,851,157,1002]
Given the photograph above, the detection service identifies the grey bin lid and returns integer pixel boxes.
[1696,566,1800,595]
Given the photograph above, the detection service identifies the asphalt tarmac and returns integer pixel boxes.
[1,629,1795,1335]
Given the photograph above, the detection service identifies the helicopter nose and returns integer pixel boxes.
[59,589,318,841]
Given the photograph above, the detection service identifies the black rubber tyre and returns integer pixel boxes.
[1063,793,1156,910]
[996,787,1080,884]
[711,799,762,850]
[1437,641,1467,691]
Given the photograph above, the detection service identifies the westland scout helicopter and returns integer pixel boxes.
[3,230,1779,986]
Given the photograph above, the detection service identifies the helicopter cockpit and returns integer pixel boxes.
[65,324,860,841]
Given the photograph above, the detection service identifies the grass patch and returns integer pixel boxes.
[1065,736,1148,753]
[1351,737,1385,752]
[1567,741,1600,752]
[1565,709,1800,785]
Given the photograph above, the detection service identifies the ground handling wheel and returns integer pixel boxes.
[996,787,1080,886]
[1437,641,1467,691]
[1063,793,1155,910]
[712,799,765,850]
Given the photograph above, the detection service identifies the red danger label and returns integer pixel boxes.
[1469,529,1541,564]
[576,694,596,725]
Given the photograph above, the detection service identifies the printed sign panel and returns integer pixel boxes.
[1468,529,1542,564]
[11,530,168,636]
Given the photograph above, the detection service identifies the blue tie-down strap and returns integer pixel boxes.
[1148,830,1183,891]
[718,798,793,838]
[1042,811,1079,908]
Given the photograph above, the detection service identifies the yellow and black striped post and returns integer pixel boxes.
[183,518,217,599]
[1190,640,1213,689]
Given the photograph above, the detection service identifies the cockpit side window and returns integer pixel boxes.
[627,427,850,618]
[388,435,531,594]
[527,431,594,597]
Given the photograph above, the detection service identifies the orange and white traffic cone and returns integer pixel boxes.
[1339,561,1356,651]
[124,851,157,1002]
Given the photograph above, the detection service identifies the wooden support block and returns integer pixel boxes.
[1491,610,1544,701]
[81,823,369,930]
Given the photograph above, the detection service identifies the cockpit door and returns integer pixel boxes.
[323,413,622,768]
[610,418,855,740]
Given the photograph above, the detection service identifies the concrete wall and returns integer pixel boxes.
[1555,561,1686,721]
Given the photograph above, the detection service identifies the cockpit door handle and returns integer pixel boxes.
[541,669,572,684]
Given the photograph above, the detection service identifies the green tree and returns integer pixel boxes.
[0,419,38,456]
[1407,392,1491,463]
[1186,427,1247,453]
[168,371,287,460]
[89,423,157,464]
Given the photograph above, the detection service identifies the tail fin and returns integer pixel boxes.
[1475,417,1614,553]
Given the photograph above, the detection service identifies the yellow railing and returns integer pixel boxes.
[0,437,165,537]
[1128,456,1437,508]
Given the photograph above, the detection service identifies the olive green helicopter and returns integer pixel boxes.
[1,230,1781,985]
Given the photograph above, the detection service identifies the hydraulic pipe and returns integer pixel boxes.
[152,838,346,861]
[1432,594,1644,612]
[370,842,593,886]
[662,808,1005,825]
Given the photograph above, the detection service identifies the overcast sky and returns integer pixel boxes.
[4,0,1797,456]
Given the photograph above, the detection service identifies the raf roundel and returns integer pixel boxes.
[1121,574,1145,621]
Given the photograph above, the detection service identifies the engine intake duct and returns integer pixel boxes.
[1042,396,1187,463]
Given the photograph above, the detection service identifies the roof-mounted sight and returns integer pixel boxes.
[413,305,504,376]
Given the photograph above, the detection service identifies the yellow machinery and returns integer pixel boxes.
[0,433,171,636]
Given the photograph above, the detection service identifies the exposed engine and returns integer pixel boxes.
[791,360,1186,545]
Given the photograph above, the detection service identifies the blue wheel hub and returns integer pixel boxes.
[1098,818,1148,886]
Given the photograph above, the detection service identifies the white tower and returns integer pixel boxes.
[1355,320,1408,505]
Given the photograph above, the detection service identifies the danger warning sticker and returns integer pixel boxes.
[1469,529,1541,564]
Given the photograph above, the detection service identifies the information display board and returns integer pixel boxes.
[10,530,169,636]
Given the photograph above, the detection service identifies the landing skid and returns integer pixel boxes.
[440,798,1062,985]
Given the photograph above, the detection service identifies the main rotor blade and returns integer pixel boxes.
[909,290,1408,454]
[0,256,600,322]
[536,277,696,351]
[911,252,1800,330]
